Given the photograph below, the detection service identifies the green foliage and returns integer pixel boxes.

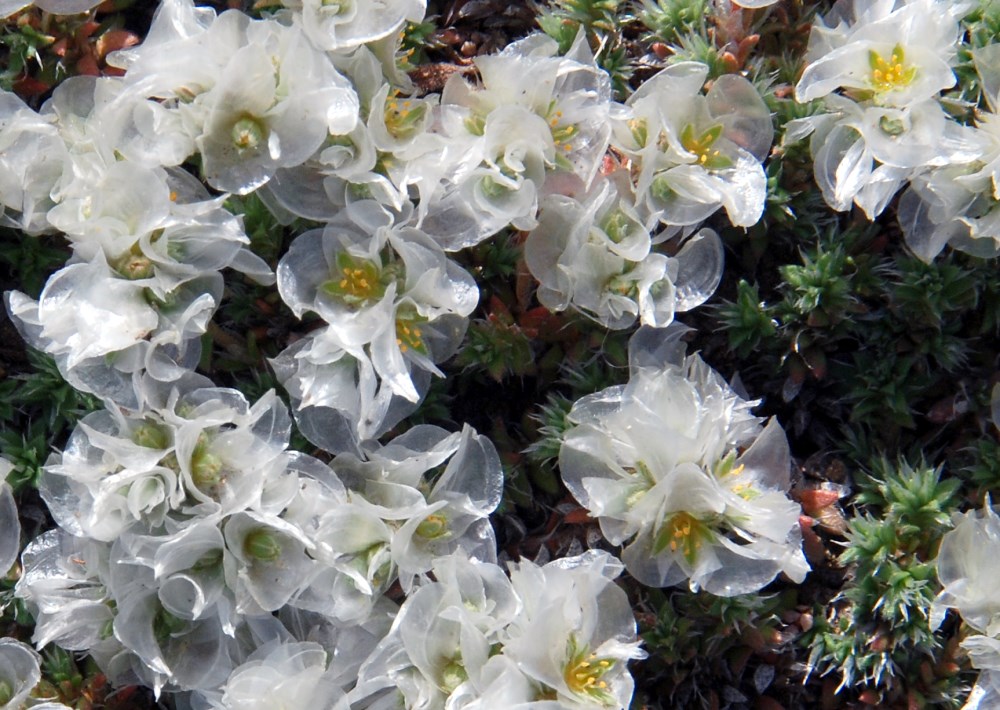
[891,256,978,330]
[0,350,100,491]
[715,280,777,358]
[638,587,792,706]
[0,230,67,298]
[952,2,1000,108]
[778,244,857,328]
[538,0,623,45]
[842,352,929,430]
[636,0,707,44]
[804,461,962,705]
[0,20,57,92]
[523,392,574,469]
[961,436,1000,493]
[456,314,535,382]
[666,31,729,79]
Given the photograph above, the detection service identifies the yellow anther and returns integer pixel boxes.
[169,191,178,201]
[564,642,615,700]
[395,309,429,356]
[322,253,390,306]
[868,44,917,93]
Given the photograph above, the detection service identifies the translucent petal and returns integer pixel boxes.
[672,228,723,312]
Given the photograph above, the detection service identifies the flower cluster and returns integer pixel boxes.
[559,327,809,596]
[17,374,504,696]
[786,0,1000,261]
[351,550,645,709]
[0,0,796,705]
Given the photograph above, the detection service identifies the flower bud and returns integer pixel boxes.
[132,421,170,449]
[244,529,282,561]
[231,116,267,151]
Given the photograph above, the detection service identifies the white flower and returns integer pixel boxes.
[212,641,348,710]
[559,327,808,595]
[0,90,67,235]
[932,501,1000,636]
[286,0,427,52]
[351,552,517,709]
[897,106,1000,261]
[326,425,504,593]
[5,257,160,385]
[524,177,724,329]
[6,254,224,406]
[15,530,114,651]
[501,550,645,709]
[277,200,477,403]
[785,95,980,219]
[795,0,969,108]
[613,63,772,230]
[0,457,19,580]
[962,669,1000,710]
[418,31,613,249]
[195,19,359,194]
[222,512,316,613]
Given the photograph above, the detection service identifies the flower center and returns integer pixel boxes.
[383,96,426,140]
[606,269,640,298]
[416,513,449,540]
[190,432,224,491]
[868,44,916,93]
[440,658,468,694]
[628,118,648,147]
[320,0,351,14]
[321,252,389,307]
[600,208,637,244]
[653,511,713,563]
[132,421,170,449]
[564,644,615,702]
[548,109,578,153]
[244,529,282,561]
[231,116,267,151]
[396,309,429,356]
[679,123,732,169]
